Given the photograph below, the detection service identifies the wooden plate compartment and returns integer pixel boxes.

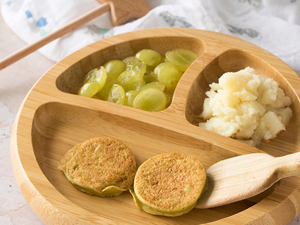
[186,49,300,157]
[56,36,205,95]
[11,28,300,224]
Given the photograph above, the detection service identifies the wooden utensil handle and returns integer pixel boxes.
[275,152,300,179]
[0,3,110,70]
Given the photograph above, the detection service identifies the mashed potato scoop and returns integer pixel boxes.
[200,67,293,147]
[195,152,300,209]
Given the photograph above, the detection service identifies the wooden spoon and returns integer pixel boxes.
[195,152,300,209]
[0,0,151,70]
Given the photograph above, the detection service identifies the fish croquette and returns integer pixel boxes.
[131,152,207,217]
[58,137,136,197]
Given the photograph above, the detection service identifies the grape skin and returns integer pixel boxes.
[125,90,139,107]
[123,56,146,75]
[117,69,144,92]
[96,79,119,100]
[104,60,126,80]
[154,62,183,92]
[136,49,162,67]
[139,82,166,92]
[107,84,125,105]
[78,81,99,97]
[133,88,167,112]
[84,67,107,91]
[165,48,198,72]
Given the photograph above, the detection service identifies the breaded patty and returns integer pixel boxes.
[58,137,136,197]
[131,152,207,217]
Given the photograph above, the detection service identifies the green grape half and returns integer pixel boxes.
[144,70,158,83]
[139,81,166,92]
[146,65,156,72]
[154,62,177,75]
[143,65,157,83]
[78,81,99,97]
[164,91,173,107]
[136,49,162,67]
[125,90,139,107]
[104,60,126,80]
[96,79,119,100]
[123,56,140,68]
[117,69,145,92]
[123,56,147,74]
[133,88,167,112]
[154,62,183,92]
[165,48,198,72]
[84,66,107,91]
[107,84,125,105]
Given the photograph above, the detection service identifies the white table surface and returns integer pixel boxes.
[1,8,300,225]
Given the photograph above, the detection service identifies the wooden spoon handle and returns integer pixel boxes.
[275,152,300,179]
[0,3,110,70]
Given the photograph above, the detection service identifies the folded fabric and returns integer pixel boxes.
[1,0,300,72]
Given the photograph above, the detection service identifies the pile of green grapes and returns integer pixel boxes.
[78,48,198,112]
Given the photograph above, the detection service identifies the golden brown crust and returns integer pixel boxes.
[134,152,206,212]
[58,137,136,196]
[58,143,81,171]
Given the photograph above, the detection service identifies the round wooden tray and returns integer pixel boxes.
[11,28,300,224]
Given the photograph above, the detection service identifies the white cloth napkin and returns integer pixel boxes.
[1,0,300,72]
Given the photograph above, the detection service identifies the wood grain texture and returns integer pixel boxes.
[196,152,300,209]
[97,0,151,26]
[10,28,300,224]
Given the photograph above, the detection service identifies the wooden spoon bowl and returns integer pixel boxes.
[11,28,300,224]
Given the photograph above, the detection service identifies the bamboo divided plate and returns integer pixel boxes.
[11,28,300,224]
